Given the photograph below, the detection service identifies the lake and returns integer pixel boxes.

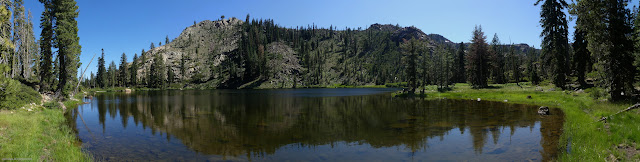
[66,88,564,161]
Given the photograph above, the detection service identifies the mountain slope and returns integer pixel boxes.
[133,18,538,89]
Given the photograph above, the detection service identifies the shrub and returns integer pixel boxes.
[385,82,408,88]
[584,87,606,99]
[0,65,41,110]
[43,101,61,109]
[0,78,41,110]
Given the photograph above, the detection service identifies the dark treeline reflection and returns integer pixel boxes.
[67,89,564,161]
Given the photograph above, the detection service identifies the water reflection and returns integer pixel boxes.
[67,89,564,161]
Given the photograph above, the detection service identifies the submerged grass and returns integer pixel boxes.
[402,82,639,161]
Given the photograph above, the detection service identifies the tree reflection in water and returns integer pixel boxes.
[66,89,564,161]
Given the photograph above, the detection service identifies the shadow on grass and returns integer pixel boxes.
[394,92,428,98]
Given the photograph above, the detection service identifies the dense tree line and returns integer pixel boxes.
[82,0,640,103]
[0,0,79,99]
[86,15,541,92]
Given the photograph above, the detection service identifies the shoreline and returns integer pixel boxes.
[0,93,90,161]
[2,82,637,161]
[402,83,638,161]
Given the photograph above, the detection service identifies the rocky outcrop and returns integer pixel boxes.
[261,42,304,88]
[391,26,429,42]
[132,19,538,89]
[135,18,243,85]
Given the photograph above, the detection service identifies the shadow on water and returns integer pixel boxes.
[66,89,564,161]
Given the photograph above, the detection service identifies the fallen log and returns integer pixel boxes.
[598,103,640,122]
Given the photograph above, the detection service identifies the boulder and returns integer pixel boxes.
[538,106,550,115]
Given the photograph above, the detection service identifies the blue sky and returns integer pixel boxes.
[20,0,639,77]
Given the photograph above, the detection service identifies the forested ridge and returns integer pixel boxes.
[84,16,539,92]
[1,0,640,103]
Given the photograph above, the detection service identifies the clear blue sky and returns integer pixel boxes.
[20,0,640,77]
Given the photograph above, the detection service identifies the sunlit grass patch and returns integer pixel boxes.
[0,108,89,161]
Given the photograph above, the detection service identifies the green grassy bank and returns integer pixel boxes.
[398,83,640,161]
[0,86,89,161]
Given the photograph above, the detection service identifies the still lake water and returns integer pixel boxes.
[66,88,564,161]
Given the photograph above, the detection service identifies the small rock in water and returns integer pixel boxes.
[538,106,550,115]
[477,98,481,102]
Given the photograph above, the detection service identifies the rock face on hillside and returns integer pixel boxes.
[133,19,539,89]
[367,23,402,32]
[392,26,428,42]
[261,42,303,88]
[135,18,243,85]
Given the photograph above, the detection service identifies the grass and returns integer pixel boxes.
[0,107,89,161]
[0,78,89,161]
[400,82,640,161]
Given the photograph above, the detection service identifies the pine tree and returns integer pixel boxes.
[165,35,169,44]
[96,49,106,88]
[572,28,590,87]
[0,0,13,68]
[536,0,570,89]
[38,0,53,91]
[573,0,635,101]
[180,53,186,82]
[130,53,137,86]
[453,42,466,83]
[466,25,490,88]
[527,48,541,85]
[489,34,506,84]
[89,72,94,88]
[401,39,419,94]
[150,42,155,50]
[506,45,522,84]
[107,61,116,87]
[23,11,36,80]
[167,65,174,84]
[119,52,127,87]
[53,0,81,95]
[11,0,24,78]
[150,54,165,88]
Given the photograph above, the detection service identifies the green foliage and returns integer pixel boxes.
[572,29,590,87]
[401,39,419,93]
[53,0,81,96]
[37,1,53,90]
[96,49,106,88]
[466,25,490,88]
[118,52,128,87]
[43,101,60,109]
[130,53,138,86]
[489,34,506,84]
[536,0,570,89]
[571,0,635,101]
[453,42,466,83]
[106,61,116,87]
[384,82,408,88]
[0,65,40,110]
[584,87,606,100]
[0,79,40,110]
[150,53,165,88]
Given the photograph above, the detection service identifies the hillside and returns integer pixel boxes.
[132,18,538,89]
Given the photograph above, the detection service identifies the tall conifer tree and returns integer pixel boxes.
[536,0,570,89]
